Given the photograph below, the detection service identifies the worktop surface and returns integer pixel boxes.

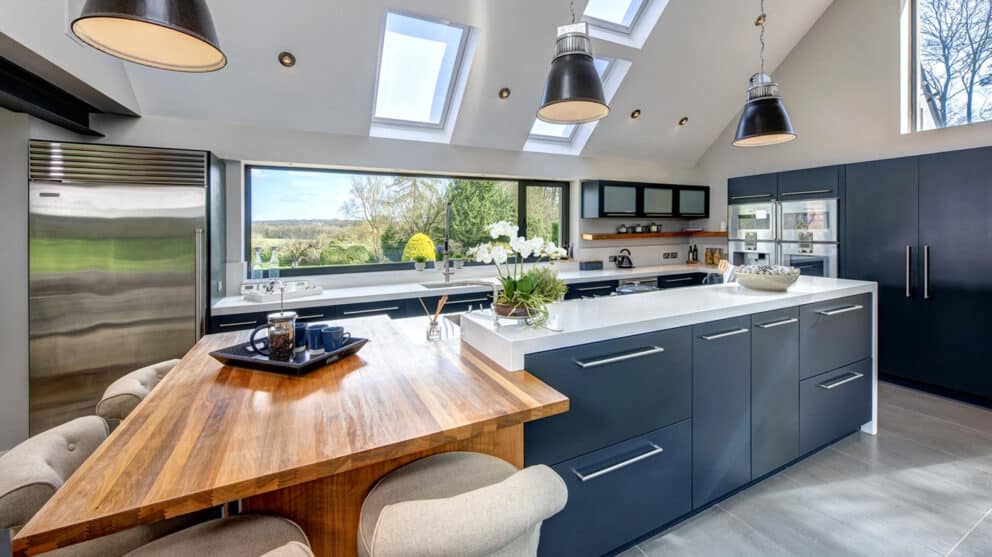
[12,316,568,556]
[211,264,720,315]
[461,276,878,371]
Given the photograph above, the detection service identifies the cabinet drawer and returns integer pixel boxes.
[800,294,871,379]
[565,280,618,300]
[524,328,692,466]
[657,273,705,289]
[419,292,493,314]
[209,312,266,333]
[336,300,412,319]
[751,307,800,479]
[293,306,335,323]
[800,359,872,454]
[539,420,692,557]
[778,166,839,200]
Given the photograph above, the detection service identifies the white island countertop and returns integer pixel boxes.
[211,264,719,316]
[460,276,877,372]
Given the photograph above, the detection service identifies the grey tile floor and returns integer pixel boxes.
[619,382,992,557]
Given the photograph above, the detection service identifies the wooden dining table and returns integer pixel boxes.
[11,315,569,557]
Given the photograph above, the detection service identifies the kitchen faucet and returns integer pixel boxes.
[441,200,454,284]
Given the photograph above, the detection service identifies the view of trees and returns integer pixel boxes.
[918,0,992,128]
[249,169,564,271]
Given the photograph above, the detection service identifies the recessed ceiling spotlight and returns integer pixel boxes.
[678,116,689,126]
[498,87,511,100]
[630,109,642,119]
[278,51,296,67]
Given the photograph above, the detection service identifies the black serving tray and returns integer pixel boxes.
[209,337,370,376]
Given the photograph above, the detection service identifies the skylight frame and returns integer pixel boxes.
[582,0,650,35]
[370,10,471,130]
[527,58,615,144]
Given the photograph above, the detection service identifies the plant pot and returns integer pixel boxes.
[493,303,531,318]
[453,259,465,269]
[414,262,426,271]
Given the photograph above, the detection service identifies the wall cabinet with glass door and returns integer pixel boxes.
[581,181,710,219]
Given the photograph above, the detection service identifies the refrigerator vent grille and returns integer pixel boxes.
[29,140,207,186]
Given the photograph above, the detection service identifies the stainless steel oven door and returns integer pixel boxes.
[728,239,777,267]
[779,242,838,277]
[728,202,776,241]
[778,198,838,243]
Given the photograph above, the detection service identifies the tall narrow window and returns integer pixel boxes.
[915,0,992,130]
[373,12,468,127]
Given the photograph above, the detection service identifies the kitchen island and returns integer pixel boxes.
[11,316,568,557]
[462,275,878,556]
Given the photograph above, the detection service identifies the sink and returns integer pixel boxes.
[420,281,491,289]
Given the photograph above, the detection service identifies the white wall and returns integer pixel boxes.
[696,0,992,230]
[0,108,29,450]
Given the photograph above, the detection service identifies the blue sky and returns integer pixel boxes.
[250,168,354,221]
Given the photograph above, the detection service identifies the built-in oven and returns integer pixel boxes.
[728,238,777,267]
[779,242,838,277]
[778,198,838,243]
[728,202,776,242]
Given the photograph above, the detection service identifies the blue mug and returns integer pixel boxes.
[321,326,351,352]
[306,324,326,355]
[294,323,307,353]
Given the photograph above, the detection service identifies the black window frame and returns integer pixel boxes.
[244,165,570,277]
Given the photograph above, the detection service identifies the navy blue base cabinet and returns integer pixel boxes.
[539,420,692,557]
[800,359,872,454]
[751,307,800,480]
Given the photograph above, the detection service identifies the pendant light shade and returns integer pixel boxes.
[537,22,609,124]
[733,73,796,147]
[72,0,226,73]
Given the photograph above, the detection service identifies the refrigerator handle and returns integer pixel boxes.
[195,228,205,341]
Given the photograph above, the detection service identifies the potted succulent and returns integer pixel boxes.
[468,221,568,324]
[452,253,465,269]
[413,255,428,271]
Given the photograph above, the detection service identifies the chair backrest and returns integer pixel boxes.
[0,416,109,531]
[371,464,568,557]
[262,541,315,557]
[97,359,179,427]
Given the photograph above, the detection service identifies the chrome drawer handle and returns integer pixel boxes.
[756,317,798,329]
[218,320,258,328]
[575,346,664,368]
[699,328,749,341]
[818,371,865,390]
[781,189,833,196]
[577,285,613,291]
[730,193,772,200]
[297,314,325,320]
[448,298,490,304]
[664,277,694,283]
[342,306,400,315]
[572,443,664,482]
[816,304,863,316]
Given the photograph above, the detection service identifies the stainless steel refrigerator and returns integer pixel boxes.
[28,141,208,434]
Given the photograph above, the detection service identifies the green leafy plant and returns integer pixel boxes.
[412,255,428,263]
[451,252,464,260]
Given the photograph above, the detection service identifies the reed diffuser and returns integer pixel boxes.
[419,295,447,342]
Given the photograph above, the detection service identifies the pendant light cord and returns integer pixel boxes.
[759,0,766,75]
[570,0,576,24]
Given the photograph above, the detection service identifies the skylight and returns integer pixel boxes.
[528,57,613,142]
[373,12,468,127]
[583,0,647,33]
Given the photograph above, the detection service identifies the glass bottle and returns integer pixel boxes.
[268,247,280,278]
[252,247,264,279]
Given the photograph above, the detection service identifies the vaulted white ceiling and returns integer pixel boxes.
[5,0,835,168]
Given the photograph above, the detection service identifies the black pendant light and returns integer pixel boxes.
[733,0,796,147]
[537,1,609,125]
[72,0,226,73]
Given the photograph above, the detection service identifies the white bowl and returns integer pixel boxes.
[735,270,800,292]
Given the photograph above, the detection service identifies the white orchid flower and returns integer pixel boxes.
[490,245,509,265]
[473,243,493,264]
[509,236,531,258]
[487,221,519,239]
[526,237,545,257]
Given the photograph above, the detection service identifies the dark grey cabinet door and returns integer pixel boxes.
[751,307,799,480]
[524,328,692,466]
[800,359,872,454]
[918,147,992,399]
[844,157,919,382]
[799,294,871,380]
[692,316,751,508]
[778,166,839,200]
[728,173,777,204]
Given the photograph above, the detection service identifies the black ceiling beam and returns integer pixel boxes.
[0,56,103,137]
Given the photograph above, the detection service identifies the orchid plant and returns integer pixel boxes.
[467,221,568,323]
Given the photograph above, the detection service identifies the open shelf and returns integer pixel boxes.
[581,231,728,241]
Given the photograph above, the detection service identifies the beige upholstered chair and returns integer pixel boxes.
[96,359,179,429]
[123,515,310,557]
[0,415,212,556]
[358,452,568,557]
